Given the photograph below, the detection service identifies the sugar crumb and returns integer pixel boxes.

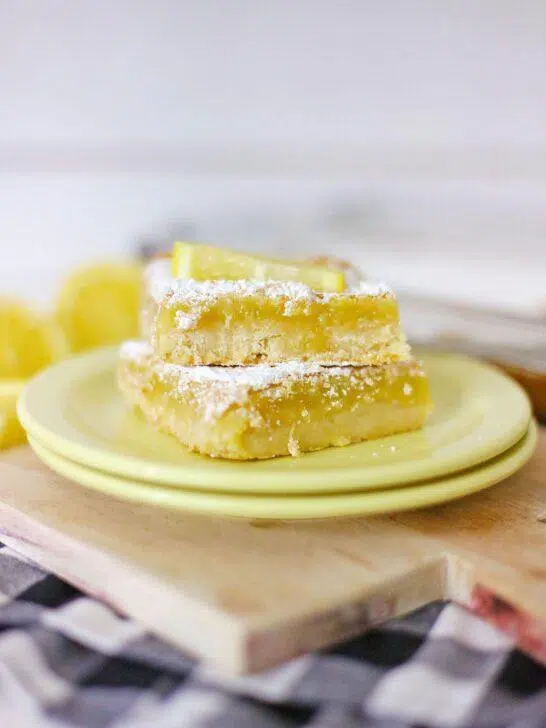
[175,310,199,330]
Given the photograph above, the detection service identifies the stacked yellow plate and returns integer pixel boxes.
[12,245,536,519]
[18,345,536,520]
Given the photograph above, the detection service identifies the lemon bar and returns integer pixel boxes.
[118,341,431,461]
[151,277,411,366]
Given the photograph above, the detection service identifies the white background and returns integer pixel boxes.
[1,1,545,313]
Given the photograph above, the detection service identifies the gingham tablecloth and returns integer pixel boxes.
[0,543,545,728]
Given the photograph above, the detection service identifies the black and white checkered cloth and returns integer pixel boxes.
[0,542,545,727]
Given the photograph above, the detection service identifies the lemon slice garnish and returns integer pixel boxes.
[56,264,142,352]
[172,242,345,292]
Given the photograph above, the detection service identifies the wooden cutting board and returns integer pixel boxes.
[0,432,545,674]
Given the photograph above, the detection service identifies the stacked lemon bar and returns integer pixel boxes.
[118,244,432,460]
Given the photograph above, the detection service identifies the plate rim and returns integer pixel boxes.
[27,421,538,520]
[18,347,532,493]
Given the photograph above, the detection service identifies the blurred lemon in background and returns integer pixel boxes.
[0,300,67,379]
[0,300,68,449]
[0,380,26,449]
[56,264,141,353]
[0,262,142,450]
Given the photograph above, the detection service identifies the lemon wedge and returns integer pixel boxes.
[0,300,67,379]
[0,380,26,449]
[56,264,142,352]
[0,301,67,450]
[172,242,345,292]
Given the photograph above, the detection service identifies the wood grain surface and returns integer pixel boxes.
[0,431,544,673]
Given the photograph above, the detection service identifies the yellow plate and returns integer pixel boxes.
[18,347,531,495]
[27,423,537,519]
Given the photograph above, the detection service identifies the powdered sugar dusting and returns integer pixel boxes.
[166,279,311,307]
[121,340,347,391]
[161,357,347,390]
[350,280,393,297]
[164,278,393,311]
[174,310,199,330]
[120,340,153,360]
[145,259,173,303]
[144,256,393,309]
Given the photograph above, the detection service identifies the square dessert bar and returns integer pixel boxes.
[148,271,411,366]
[118,341,431,461]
